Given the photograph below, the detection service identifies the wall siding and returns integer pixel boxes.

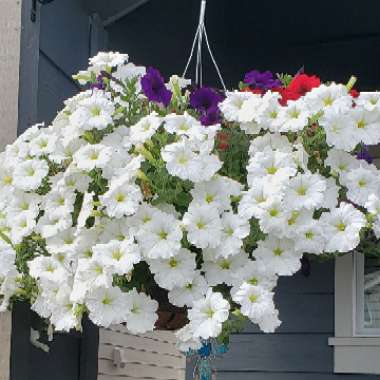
[0,313,12,380]
[187,262,377,379]
[0,0,23,377]
[0,0,22,149]
[98,325,186,380]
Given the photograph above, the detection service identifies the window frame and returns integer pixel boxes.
[329,252,380,374]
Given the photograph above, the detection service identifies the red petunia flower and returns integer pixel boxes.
[272,87,299,106]
[241,87,264,95]
[286,74,321,98]
[349,89,360,98]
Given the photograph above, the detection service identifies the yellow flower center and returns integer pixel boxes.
[112,250,122,261]
[266,166,277,175]
[336,222,346,232]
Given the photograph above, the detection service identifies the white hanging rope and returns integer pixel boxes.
[182,0,227,91]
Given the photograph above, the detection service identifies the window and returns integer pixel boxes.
[356,254,380,335]
[329,252,380,374]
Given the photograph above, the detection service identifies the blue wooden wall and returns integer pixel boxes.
[186,261,379,379]
[12,2,102,380]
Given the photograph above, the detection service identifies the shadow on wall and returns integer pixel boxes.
[107,0,380,90]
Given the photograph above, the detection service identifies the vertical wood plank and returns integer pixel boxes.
[0,313,12,380]
[18,0,40,135]
[335,253,355,337]
[0,0,23,148]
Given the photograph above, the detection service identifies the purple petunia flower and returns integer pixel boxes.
[141,67,172,107]
[200,105,222,126]
[90,74,106,90]
[190,87,223,113]
[357,145,373,164]
[244,70,282,90]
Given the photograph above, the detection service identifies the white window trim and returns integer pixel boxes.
[329,252,380,374]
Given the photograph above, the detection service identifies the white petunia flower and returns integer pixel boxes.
[43,186,76,219]
[219,91,254,122]
[238,93,264,123]
[71,258,113,302]
[257,197,290,237]
[0,243,16,277]
[191,175,242,212]
[86,286,128,327]
[168,271,208,307]
[213,212,250,257]
[232,260,278,291]
[182,203,222,249]
[93,238,141,275]
[9,211,36,243]
[256,92,282,132]
[341,166,380,207]
[325,149,360,177]
[7,191,40,219]
[73,144,113,171]
[365,194,380,216]
[149,248,196,290]
[13,159,49,191]
[28,256,68,283]
[129,112,162,145]
[124,289,158,334]
[36,213,72,239]
[99,177,142,218]
[304,83,351,114]
[175,325,202,352]
[187,289,229,339]
[57,166,91,193]
[203,251,248,286]
[0,271,20,312]
[284,173,326,210]
[89,51,128,71]
[356,92,380,112]
[29,131,58,157]
[249,133,292,156]
[112,62,146,93]
[238,178,278,220]
[294,220,325,254]
[77,192,95,230]
[161,139,202,181]
[282,209,314,239]
[136,210,182,259]
[320,202,366,252]
[45,227,78,257]
[258,309,282,333]
[253,236,301,276]
[349,107,380,146]
[247,149,297,186]
[324,177,340,210]
[320,108,357,151]
[232,283,276,322]
[0,161,15,194]
[276,99,310,132]
[164,112,203,138]
[70,90,115,131]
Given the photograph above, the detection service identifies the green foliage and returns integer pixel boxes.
[277,73,293,87]
[88,168,108,195]
[244,218,266,255]
[301,123,330,175]
[218,311,248,345]
[218,125,250,184]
